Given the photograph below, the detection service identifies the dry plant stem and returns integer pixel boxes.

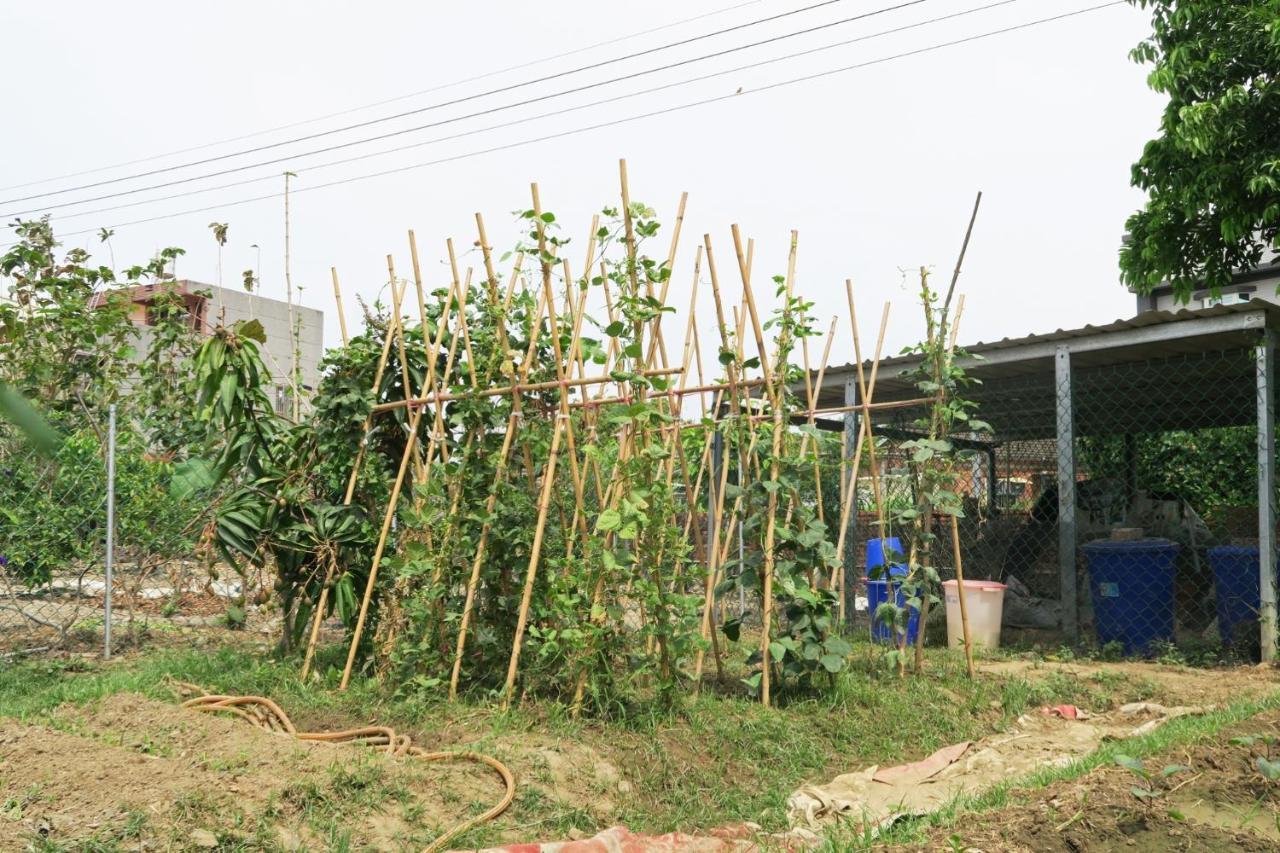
[301,278,405,679]
[330,268,350,346]
[503,415,566,707]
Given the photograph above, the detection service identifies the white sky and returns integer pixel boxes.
[1,0,1162,376]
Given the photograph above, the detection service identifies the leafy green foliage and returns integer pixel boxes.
[1119,0,1280,299]
[1114,753,1189,800]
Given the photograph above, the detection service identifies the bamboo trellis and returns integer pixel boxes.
[307,163,977,706]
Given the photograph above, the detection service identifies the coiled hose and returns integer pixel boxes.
[172,681,516,852]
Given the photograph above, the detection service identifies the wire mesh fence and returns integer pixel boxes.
[0,403,276,658]
[839,340,1272,661]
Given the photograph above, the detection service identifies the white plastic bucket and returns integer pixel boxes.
[942,580,1007,651]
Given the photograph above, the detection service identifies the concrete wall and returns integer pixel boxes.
[201,284,324,401]
[1146,271,1280,313]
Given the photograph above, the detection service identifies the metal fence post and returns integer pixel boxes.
[104,404,116,660]
[1258,330,1277,662]
[1055,346,1078,644]
[842,374,859,630]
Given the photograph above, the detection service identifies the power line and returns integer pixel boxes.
[1,0,881,207]
[37,0,1027,224]
[0,0,774,194]
[4,1,1125,249]
[2,0,933,218]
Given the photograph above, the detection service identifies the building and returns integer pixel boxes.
[1132,247,1280,313]
[101,280,323,415]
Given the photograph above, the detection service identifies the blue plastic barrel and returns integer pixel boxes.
[866,537,906,579]
[867,578,920,645]
[1207,545,1274,649]
[1082,538,1180,656]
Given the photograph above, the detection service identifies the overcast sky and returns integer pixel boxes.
[1,0,1162,378]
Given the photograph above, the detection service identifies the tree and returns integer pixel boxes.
[1119,0,1280,301]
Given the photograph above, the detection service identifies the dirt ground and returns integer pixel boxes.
[916,708,1280,852]
[0,693,530,851]
[979,658,1280,708]
[0,659,1276,851]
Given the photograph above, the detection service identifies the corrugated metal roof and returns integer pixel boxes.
[826,302,1277,373]
[811,302,1280,416]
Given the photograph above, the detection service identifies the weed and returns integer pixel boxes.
[1113,754,1189,800]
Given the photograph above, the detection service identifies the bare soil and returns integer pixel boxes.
[0,693,513,851]
[980,658,1279,708]
[913,708,1280,852]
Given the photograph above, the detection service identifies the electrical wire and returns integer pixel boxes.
[26,0,1025,224]
[2,1,1125,248]
[1,0,885,206]
[0,0,772,193]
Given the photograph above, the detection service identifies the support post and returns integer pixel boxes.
[987,446,998,516]
[1258,330,1277,662]
[709,428,722,582]
[842,374,859,630]
[104,404,116,660]
[1054,346,1078,645]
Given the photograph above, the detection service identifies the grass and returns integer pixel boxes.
[0,639,1243,851]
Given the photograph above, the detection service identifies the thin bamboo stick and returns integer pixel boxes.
[502,414,566,707]
[330,268,349,346]
[301,278,405,679]
[757,230,797,708]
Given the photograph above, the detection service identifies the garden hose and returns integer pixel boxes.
[171,681,515,852]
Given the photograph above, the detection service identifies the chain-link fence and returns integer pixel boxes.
[1,404,275,658]
[831,310,1277,661]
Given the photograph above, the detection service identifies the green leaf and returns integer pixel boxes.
[768,640,787,662]
[605,320,626,337]
[596,508,621,531]
[171,457,217,499]
[0,384,60,455]
[239,318,266,343]
[1257,757,1280,781]
[819,654,844,674]
[1114,755,1148,778]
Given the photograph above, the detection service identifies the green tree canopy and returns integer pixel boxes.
[1119,0,1280,301]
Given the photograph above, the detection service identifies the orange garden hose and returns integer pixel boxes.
[172,682,516,852]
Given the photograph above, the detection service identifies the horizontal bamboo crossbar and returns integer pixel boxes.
[370,367,684,412]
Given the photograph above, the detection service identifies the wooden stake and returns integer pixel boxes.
[950,513,976,679]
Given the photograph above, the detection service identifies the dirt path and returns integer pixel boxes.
[913,708,1280,852]
[980,659,1280,707]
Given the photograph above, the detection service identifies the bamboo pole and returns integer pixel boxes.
[330,268,350,346]
[832,302,890,604]
[502,414,566,707]
[300,278,405,679]
[447,282,553,698]
[340,399,427,690]
[950,513,976,679]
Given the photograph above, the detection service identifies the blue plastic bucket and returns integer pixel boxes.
[867,578,920,645]
[1082,538,1180,656]
[865,537,906,579]
[1207,545,1274,649]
